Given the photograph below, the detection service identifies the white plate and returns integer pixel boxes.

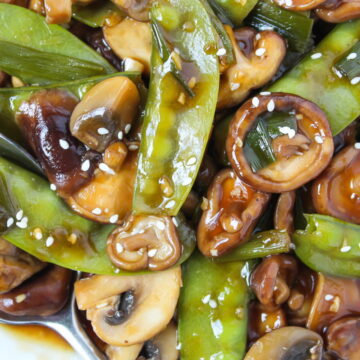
[0,324,81,359]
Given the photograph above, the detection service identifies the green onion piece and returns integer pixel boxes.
[335,41,360,81]
[150,16,195,97]
[215,230,291,263]
[245,0,314,52]
[206,0,234,26]
[201,0,235,65]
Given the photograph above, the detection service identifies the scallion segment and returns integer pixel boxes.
[335,41,360,81]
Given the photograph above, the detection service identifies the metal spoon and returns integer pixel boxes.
[0,273,106,360]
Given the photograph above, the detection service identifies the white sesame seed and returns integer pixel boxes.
[267,99,275,112]
[209,300,218,308]
[236,138,243,148]
[351,77,360,85]
[97,127,109,135]
[128,144,139,151]
[33,228,43,240]
[230,82,240,91]
[81,159,90,172]
[50,184,57,191]
[255,48,266,57]
[46,236,54,247]
[114,268,120,273]
[340,245,351,252]
[59,139,70,150]
[354,143,360,149]
[92,208,102,215]
[6,217,14,228]
[16,210,23,220]
[279,126,296,139]
[118,131,124,140]
[311,53,322,60]
[16,217,28,229]
[165,200,176,208]
[260,91,271,96]
[176,343,182,350]
[148,249,158,258]
[109,214,119,223]
[172,217,179,227]
[15,294,26,303]
[347,52,357,60]
[186,157,197,166]
[99,163,115,175]
[124,124,132,134]
[315,135,324,144]
[288,129,296,139]
[210,249,218,257]
[202,294,211,304]
[216,48,227,56]
[255,34,261,41]
[325,294,334,301]
[252,97,260,107]
[333,68,343,78]
[116,243,124,253]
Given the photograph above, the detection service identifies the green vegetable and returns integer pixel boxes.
[335,41,360,81]
[72,0,123,28]
[216,229,291,263]
[179,251,253,360]
[245,0,314,52]
[0,157,196,274]
[293,214,360,278]
[270,20,360,135]
[209,0,260,26]
[0,4,115,85]
[133,0,219,216]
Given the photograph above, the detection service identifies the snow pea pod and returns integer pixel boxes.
[0,157,195,275]
[293,214,360,278]
[133,0,219,216]
[270,20,360,135]
[179,251,253,360]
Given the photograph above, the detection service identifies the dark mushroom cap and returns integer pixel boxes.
[312,145,360,224]
[226,93,334,193]
[197,168,270,257]
[316,0,360,22]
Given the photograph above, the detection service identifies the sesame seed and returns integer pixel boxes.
[329,296,341,313]
[50,184,57,191]
[68,233,77,244]
[16,210,23,220]
[97,127,109,135]
[6,217,14,228]
[295,114,303,120]
[255,48,266,57]
[128,144,139,151]
[209,300,217,308]
[118,131,124,140]
[311,53,322,60]
[340,245,351,252]
[350,77,360,85]
[267,99,275,112]
[188,77,197,89]
[347,52,357,60]
[177,92,186,105]
[59,139,70,150]
[202,294,211,304]
[15,294,26,303]
[109,214,119,223]
[260,91,271,96]
[176,343,182,350]
[333,68,343,78]
[124,124,131,134]
[148,249,158,258]
[92,208,102,215]
[279,126,296,139]
[165,200,176,209]
[186,157,197,166]
[325,294,334,301]
[114,268,120,273]
[255,34,261,41]
[354,143,360,149]
[216,48,226,56]
[252,97,260,107]
[46,236,54,247]
[33,227,43,240]
[16,217,28,229]
[210,249,218,257]
[99,163,115,175]
[230,82,240,91]
[235,138,243,148]
[315,135,324,144]
[116,243,124,253]
[81,159,90,172]
[172,217,178,227]
[201,197,209,211]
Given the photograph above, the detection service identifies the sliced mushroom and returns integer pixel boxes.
[217,27,286,110]
[74,267,181,346]
[274,191,296,233]
[326,317,360,360]
[316,0,360,23]
[306,273,360,333]
[0,237,45,294]
[70,76,140,153]
[250,255,298,309]
[244,327,323,360]
[44,0,72,24]
[312,144,360,224]
[273,0,327,11]
[106,343,143,360]
[0,265,72,316]
[197,168,270,257]
[226,93,334,193]
[110,0,151,21]
[107,215,181,271]
[104,18,152,74]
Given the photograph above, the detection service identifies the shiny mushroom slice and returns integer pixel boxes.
[197,168,270,257]
[250,255,298,309]
[316,0,360,23]
[70,76,141,153]
[106,343,143,360]
[312,144,360,224]
[110,0,152,21]
[217,27,286,110]
[226,93,334,193]
[273,0,327,11]
[104,18,152,74]
[44,0,72,24]
[306,272,360,333]
[107,215,181,271]
[326,317,360,360]
[274,191,296,233]
[244,327,323,360]
[74,267,181,346]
